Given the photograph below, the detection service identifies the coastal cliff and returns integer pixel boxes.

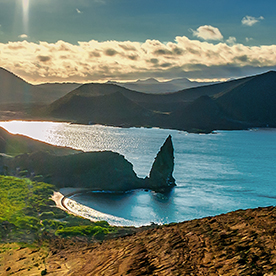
[0,130,175,193]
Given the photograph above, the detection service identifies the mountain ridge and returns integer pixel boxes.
[109,77,218,93]
[0,68,71,104]
[1,68,276,133]
[43,70,276,132]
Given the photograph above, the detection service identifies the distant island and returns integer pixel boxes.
[1,68,276,133]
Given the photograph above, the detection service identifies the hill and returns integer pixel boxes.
[44,76,251,127]
[216,71,276,127]
[2,69,276,132]
[166,71,276,132]
[46,91,157,126]
[61,76,253,112]
[0,68,70,104]
[110,77,217,93]
[168,95,248,133]
[1,205,276,275]
[44,71,276,132]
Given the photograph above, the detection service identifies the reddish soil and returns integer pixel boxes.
[1,206,276,275]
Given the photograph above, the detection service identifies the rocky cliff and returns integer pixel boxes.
[0,131,176,193]
[146,135,175,192]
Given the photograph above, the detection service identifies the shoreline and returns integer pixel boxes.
[51,189,136,227]
[1,118,276,134]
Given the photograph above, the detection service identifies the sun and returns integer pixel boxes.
[22,0,29,34]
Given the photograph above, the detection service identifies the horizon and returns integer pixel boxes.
[4,66,276,87]
[0,1,276,84]
[2,66,275,86]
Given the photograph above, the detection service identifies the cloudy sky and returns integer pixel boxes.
[0,0,276,84]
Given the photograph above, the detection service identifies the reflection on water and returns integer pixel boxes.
[73,190,175,225]
[1,120,276,226]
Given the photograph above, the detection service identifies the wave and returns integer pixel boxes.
[63,197,138,227]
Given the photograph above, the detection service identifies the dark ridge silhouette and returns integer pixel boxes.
[1,67,276,132]
[0,68,68,104]
[46,91,155,126]
[53,82,180,111]
[169,95,248,133]
[42,70,276,133]
[62,75,255,111]
[215,71,276,127]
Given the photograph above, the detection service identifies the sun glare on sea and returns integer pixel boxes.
[0,121,62,143]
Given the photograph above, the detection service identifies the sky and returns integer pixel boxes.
[0,0,276,84]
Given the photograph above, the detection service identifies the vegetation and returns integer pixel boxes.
[0,175,115,243]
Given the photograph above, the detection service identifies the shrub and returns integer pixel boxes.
[55,225,110,238]
[13,216,41,231]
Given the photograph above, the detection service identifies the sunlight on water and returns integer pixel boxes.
[0,121,175,177]
[0,121,64,143]
[1,120,276,226]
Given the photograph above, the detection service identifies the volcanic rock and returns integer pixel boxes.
[146,135,176,192]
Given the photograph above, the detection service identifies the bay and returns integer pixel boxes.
[0,120,276,226]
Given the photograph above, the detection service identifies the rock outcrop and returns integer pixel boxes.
[0,132,176,193]
[146,135,176,192]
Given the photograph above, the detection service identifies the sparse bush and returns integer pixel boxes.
[55,225,110,239]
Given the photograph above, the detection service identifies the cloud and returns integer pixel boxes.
[104,48,118,56]
[0,37,276,83]
[191,25,223,41]
[242,16,264,26]
[37,55,51,62]
[18,34,28,39]
[76,8,82,14]
[226,36,237,45]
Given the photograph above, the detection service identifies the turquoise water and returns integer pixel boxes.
[1,121,276,226]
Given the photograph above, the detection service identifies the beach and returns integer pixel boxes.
[51,189,135,226]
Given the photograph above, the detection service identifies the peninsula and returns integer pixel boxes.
[0,127,175,193]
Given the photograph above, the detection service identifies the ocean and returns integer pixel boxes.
[1,120,276,226]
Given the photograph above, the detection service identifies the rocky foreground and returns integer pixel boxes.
[1,205,276,275]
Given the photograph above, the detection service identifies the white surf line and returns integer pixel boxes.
[62,196,135,227]
[52,190,138,226]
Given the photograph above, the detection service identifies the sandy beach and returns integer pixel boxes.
[51,189,134,226]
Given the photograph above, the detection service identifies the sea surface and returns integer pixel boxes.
[1,120,276,226]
